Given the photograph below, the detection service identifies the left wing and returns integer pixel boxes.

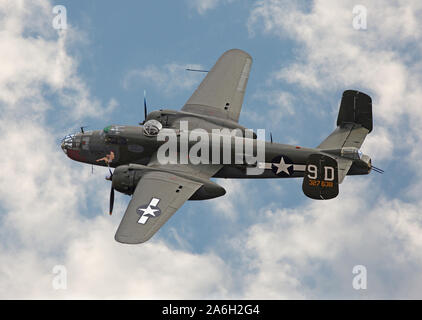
[115,171,202,244]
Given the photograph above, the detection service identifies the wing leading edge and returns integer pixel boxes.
[182,49,252,122]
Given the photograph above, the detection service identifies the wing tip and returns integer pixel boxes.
[222,48,252,61]
[114,233,150,245]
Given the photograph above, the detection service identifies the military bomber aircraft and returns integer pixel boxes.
[61,49,379,244]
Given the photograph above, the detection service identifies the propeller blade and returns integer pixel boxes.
[106,164,115,215]
[143,90,147,122]
[109,185,115,215]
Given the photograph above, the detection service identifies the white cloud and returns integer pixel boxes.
[240,193,422,298]
[0,217,232,299]
[245,90,295,125]
[0,0,116,121]
[63,233,231,299]
[187,0,236,15]
[189,0,220,14]
[123,63,205,96]
[360,126,394,162]
[208,179,247,221]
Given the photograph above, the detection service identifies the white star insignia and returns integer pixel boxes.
[139,206,160,218]
[273,157,293,175]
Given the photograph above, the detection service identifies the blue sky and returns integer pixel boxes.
[55,0,302,129]
[1,0,422,299]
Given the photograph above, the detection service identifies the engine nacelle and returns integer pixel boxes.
[189,180,226,200]
[111,164,226,200]
[111,165,142,195]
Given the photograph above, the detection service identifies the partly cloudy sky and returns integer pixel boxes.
[1,0,422,299]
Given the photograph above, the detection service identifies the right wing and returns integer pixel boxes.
[115,171,202,244]
[182,49,252,122]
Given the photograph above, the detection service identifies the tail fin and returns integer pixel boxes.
[314,90,373,185]
[302,154,339,200]
[302,91,373,199]
[318,90,372,150]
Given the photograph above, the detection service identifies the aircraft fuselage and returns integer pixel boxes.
[61,117,370,183]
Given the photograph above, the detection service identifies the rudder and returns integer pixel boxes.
[318,90,373,150]
[337,90,372,133]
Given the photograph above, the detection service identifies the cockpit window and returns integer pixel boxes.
[105,135,127,145]
[143,120,163,136]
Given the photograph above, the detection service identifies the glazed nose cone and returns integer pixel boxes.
[60,134,75,154]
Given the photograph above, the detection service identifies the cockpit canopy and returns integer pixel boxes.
[143,119,162,136]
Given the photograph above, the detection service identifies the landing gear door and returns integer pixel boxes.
[302,154,339,200]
